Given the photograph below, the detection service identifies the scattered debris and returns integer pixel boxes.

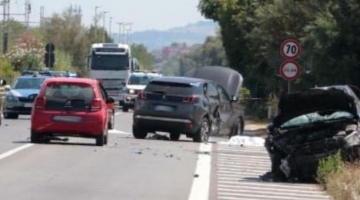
[194,174,199,178]
[149,134,170,140]
[219,136,265,147]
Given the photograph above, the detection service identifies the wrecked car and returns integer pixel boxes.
[264,86,360,182]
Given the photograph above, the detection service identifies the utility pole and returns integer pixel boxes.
[109,16,112,41]
[117,22,123,43]
[124,23,133,45]
[102,11,108,43]
[1,0,10,55]
[94,6,100,39]
[24,0,30,29]
[40,5,44,27]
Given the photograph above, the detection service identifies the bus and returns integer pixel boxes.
[87,43,137,105]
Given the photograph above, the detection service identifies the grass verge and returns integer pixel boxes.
[317,151,360,200]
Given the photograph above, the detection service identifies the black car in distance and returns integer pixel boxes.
[132,67,244,142]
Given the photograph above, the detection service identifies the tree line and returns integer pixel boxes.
[192,0,360,100]
[0,6,153,81]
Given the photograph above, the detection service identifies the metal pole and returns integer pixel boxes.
[94,6,100,39]
[117,22,123,43]
[287,81,291,94]
[102,11,107,43]
[109,17,112,41]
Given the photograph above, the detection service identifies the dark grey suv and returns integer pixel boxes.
[132,76,244,142]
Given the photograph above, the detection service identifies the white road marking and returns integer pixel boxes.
[109,129,131,135]
[215,143,332,200]
[187,143,212,200]
[115,112,122,116]
[0,144,33,161]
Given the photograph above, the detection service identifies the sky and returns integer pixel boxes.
[8,0,207,32]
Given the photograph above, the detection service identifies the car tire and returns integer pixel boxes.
[193,118,210,143]
[104,131,108,145]
[4,113,18,119]
[122,104,129,112]
[170,132,181,141]
[30,130,41,143]
[132,125,148,139]
[119,101,124,107]
[230,117,244,138]
[108,112,115,130]
[96,131,105,146]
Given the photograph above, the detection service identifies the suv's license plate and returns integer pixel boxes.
[154,105,173,112]
[53,116,83,123]
[24,103,33,108]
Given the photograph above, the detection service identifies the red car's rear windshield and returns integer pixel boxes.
[44,83,95,111]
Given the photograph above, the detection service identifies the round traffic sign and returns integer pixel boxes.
[280,39,301,60]
[279,60,300,81]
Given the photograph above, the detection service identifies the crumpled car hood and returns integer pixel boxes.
[183,66,243,98]
[273,88,359,127]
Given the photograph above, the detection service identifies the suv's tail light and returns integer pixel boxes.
[137,92,147,99]
[35,96,46,110]
[183,96,198,103]
[91,98,102,112]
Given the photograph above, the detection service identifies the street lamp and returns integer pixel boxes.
[102,11,108,43]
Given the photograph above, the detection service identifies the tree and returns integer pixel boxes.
[4,33,45,71]
[131,44,153,70]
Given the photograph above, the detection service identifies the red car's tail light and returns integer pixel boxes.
[35,96,46,110]
[183,96,198,103]
[91,98,102,112]
[137,92,147,99]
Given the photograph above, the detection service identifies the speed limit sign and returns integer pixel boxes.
[280,39,301,60]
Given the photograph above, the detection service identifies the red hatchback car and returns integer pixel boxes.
[31,77,115,146]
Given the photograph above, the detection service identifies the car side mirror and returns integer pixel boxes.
[121,81,126,86]
[4,85,10,91]
[0,79,6,86]
[106,97,115,104]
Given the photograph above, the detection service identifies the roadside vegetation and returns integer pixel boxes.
[0,6,153,80]
[317,151,360,200]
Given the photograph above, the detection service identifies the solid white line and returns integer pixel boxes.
[187,143,212,200]
[0,144,34,160]
[108,129,131,135]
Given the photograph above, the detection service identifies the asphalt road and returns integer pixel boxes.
[0,110,207,200]
[0,109,332,200]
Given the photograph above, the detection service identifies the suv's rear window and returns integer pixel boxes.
[145,81,195,96]
[44,83,95,111]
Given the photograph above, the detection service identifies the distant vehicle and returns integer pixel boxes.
[264,85,360,182]
[0,79,7,126]
[122,70,162,112]
[132,75,243,142]
[2,72,50,119]
[21,70,78,77]
[31,77,115,146]
[87,43,138,106]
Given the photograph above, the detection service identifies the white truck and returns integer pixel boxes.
[87,43,139,105]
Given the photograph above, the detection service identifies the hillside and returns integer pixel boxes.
[112,20,219,51]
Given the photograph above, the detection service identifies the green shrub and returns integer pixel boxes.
[317,151,345,185]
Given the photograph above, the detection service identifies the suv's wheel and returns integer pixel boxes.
[193,118,210,143]
[30,130,41,143]
[132,125,148,139]
[4,113,18,119]
[122,104,129,112]
[170,132,181,141]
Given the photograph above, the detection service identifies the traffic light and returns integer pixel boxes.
[44,43,55,68]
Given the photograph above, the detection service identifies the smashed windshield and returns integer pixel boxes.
[13,78,46,89]
[281,111,354,128]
